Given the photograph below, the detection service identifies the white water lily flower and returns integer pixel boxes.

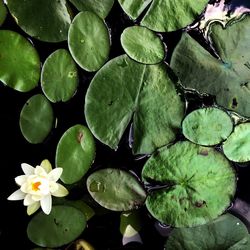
[7,159,68,215]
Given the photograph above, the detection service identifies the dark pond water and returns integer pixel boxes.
[1,0,250,249]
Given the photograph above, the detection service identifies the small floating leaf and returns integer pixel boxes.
[223,123,250,162]
[41,49,78,103]
[121,26,165,64]
[56,125,95,184]
[69,0,114,19]
[7,0,71,42]
[118,0,208,32]
[27,205,86,248]
[87,168,146,211]
[0,30,40,92]
[68,11,110,72]
[0,0,7,26]
[85,55,185,154]
[19,94,54,144]
[182,107,233,146]
[166,214,250,250]
[142,141,236,227]
[170,16,250,117]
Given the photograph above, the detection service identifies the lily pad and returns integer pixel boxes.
[0,30,40,92]
[19,94,54,144]
[87,168,146,211]
[56,125,95,184]
[0,0,7,26]
[170,16,250,117]
[41,49,78,103]
[85,55,185,155]
[223,123,250,162]
[69,0,114,19]
[142,141,236,227]
[121,26,165,64]
[118,0,208,32]
[182,107,233,146]
[68,11,110,72]
[27,205,86,248]
[6,0,71,42]
[166,213,250,250]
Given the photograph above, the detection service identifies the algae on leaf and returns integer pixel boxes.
[171,16,250,117]
[142,141,236,227]
[85,55,185,155]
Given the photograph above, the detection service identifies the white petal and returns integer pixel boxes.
[20,182,30,193]
[15,175,27,186]
[48,168,63,182]
[40,159,52,173]
[32,194,42,201]
[23,194,36,206]
[35,165,47,177]
[51,184,69,197]
[7,189,25,200]
[21,163,35,175]
[27,202,40,215]
[41,195,52,215]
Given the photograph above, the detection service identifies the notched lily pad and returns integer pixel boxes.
[223,123,250,162]
[166,213,250,250]
[19,94,54,144]
[56,125,95,184]
[121,26,165,64]
[182,107,233,146]
[85,55,185,155]
[0,0,7,26]
[142,141,236,227]
[0,30,40,92]
[170,16,250,117]
[118,0,208,32]
[87,168,146,211]
[41,49,78,103]
[7,0,71,42]
[69,0,114,19]
[68,11,110,72]
[27,205,86,248]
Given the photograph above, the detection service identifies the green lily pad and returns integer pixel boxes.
[182,107,233,146]
[68,11,110,72]
[41,49,78,103]
[27,205,86,248]
[118,0,208,32]
[85,55,185,155]
[6,0,71,42]
[142,141,236,227]
[87,168,146,211]
[0,30,40,92]
[166,213,250,250]
[121,26,165,64]
[69,0,114,19]
[19,94,54,144]
[56,125,95,184]
[0,0,7,26]
[170,16,250,117]
[223,123,250,162]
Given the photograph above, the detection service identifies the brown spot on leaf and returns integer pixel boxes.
[77,132,83,143]
[198,150,208,156]
[194,200,206,208]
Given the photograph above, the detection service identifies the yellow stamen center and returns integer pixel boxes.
[32,181,41,191]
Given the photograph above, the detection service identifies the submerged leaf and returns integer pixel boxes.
[27,205,86,248]
[87,168,146,211]
[121,26,165,64]
[171,16,250,117]
[85,55,185,155]
[142,141,236,227]
[223,123,250,162]
[6,0,71,42]
[19,94,54,144]
[0,30,40,92]
[166,213,250,250]
[68,11,110,72]
[182,107,233,146]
